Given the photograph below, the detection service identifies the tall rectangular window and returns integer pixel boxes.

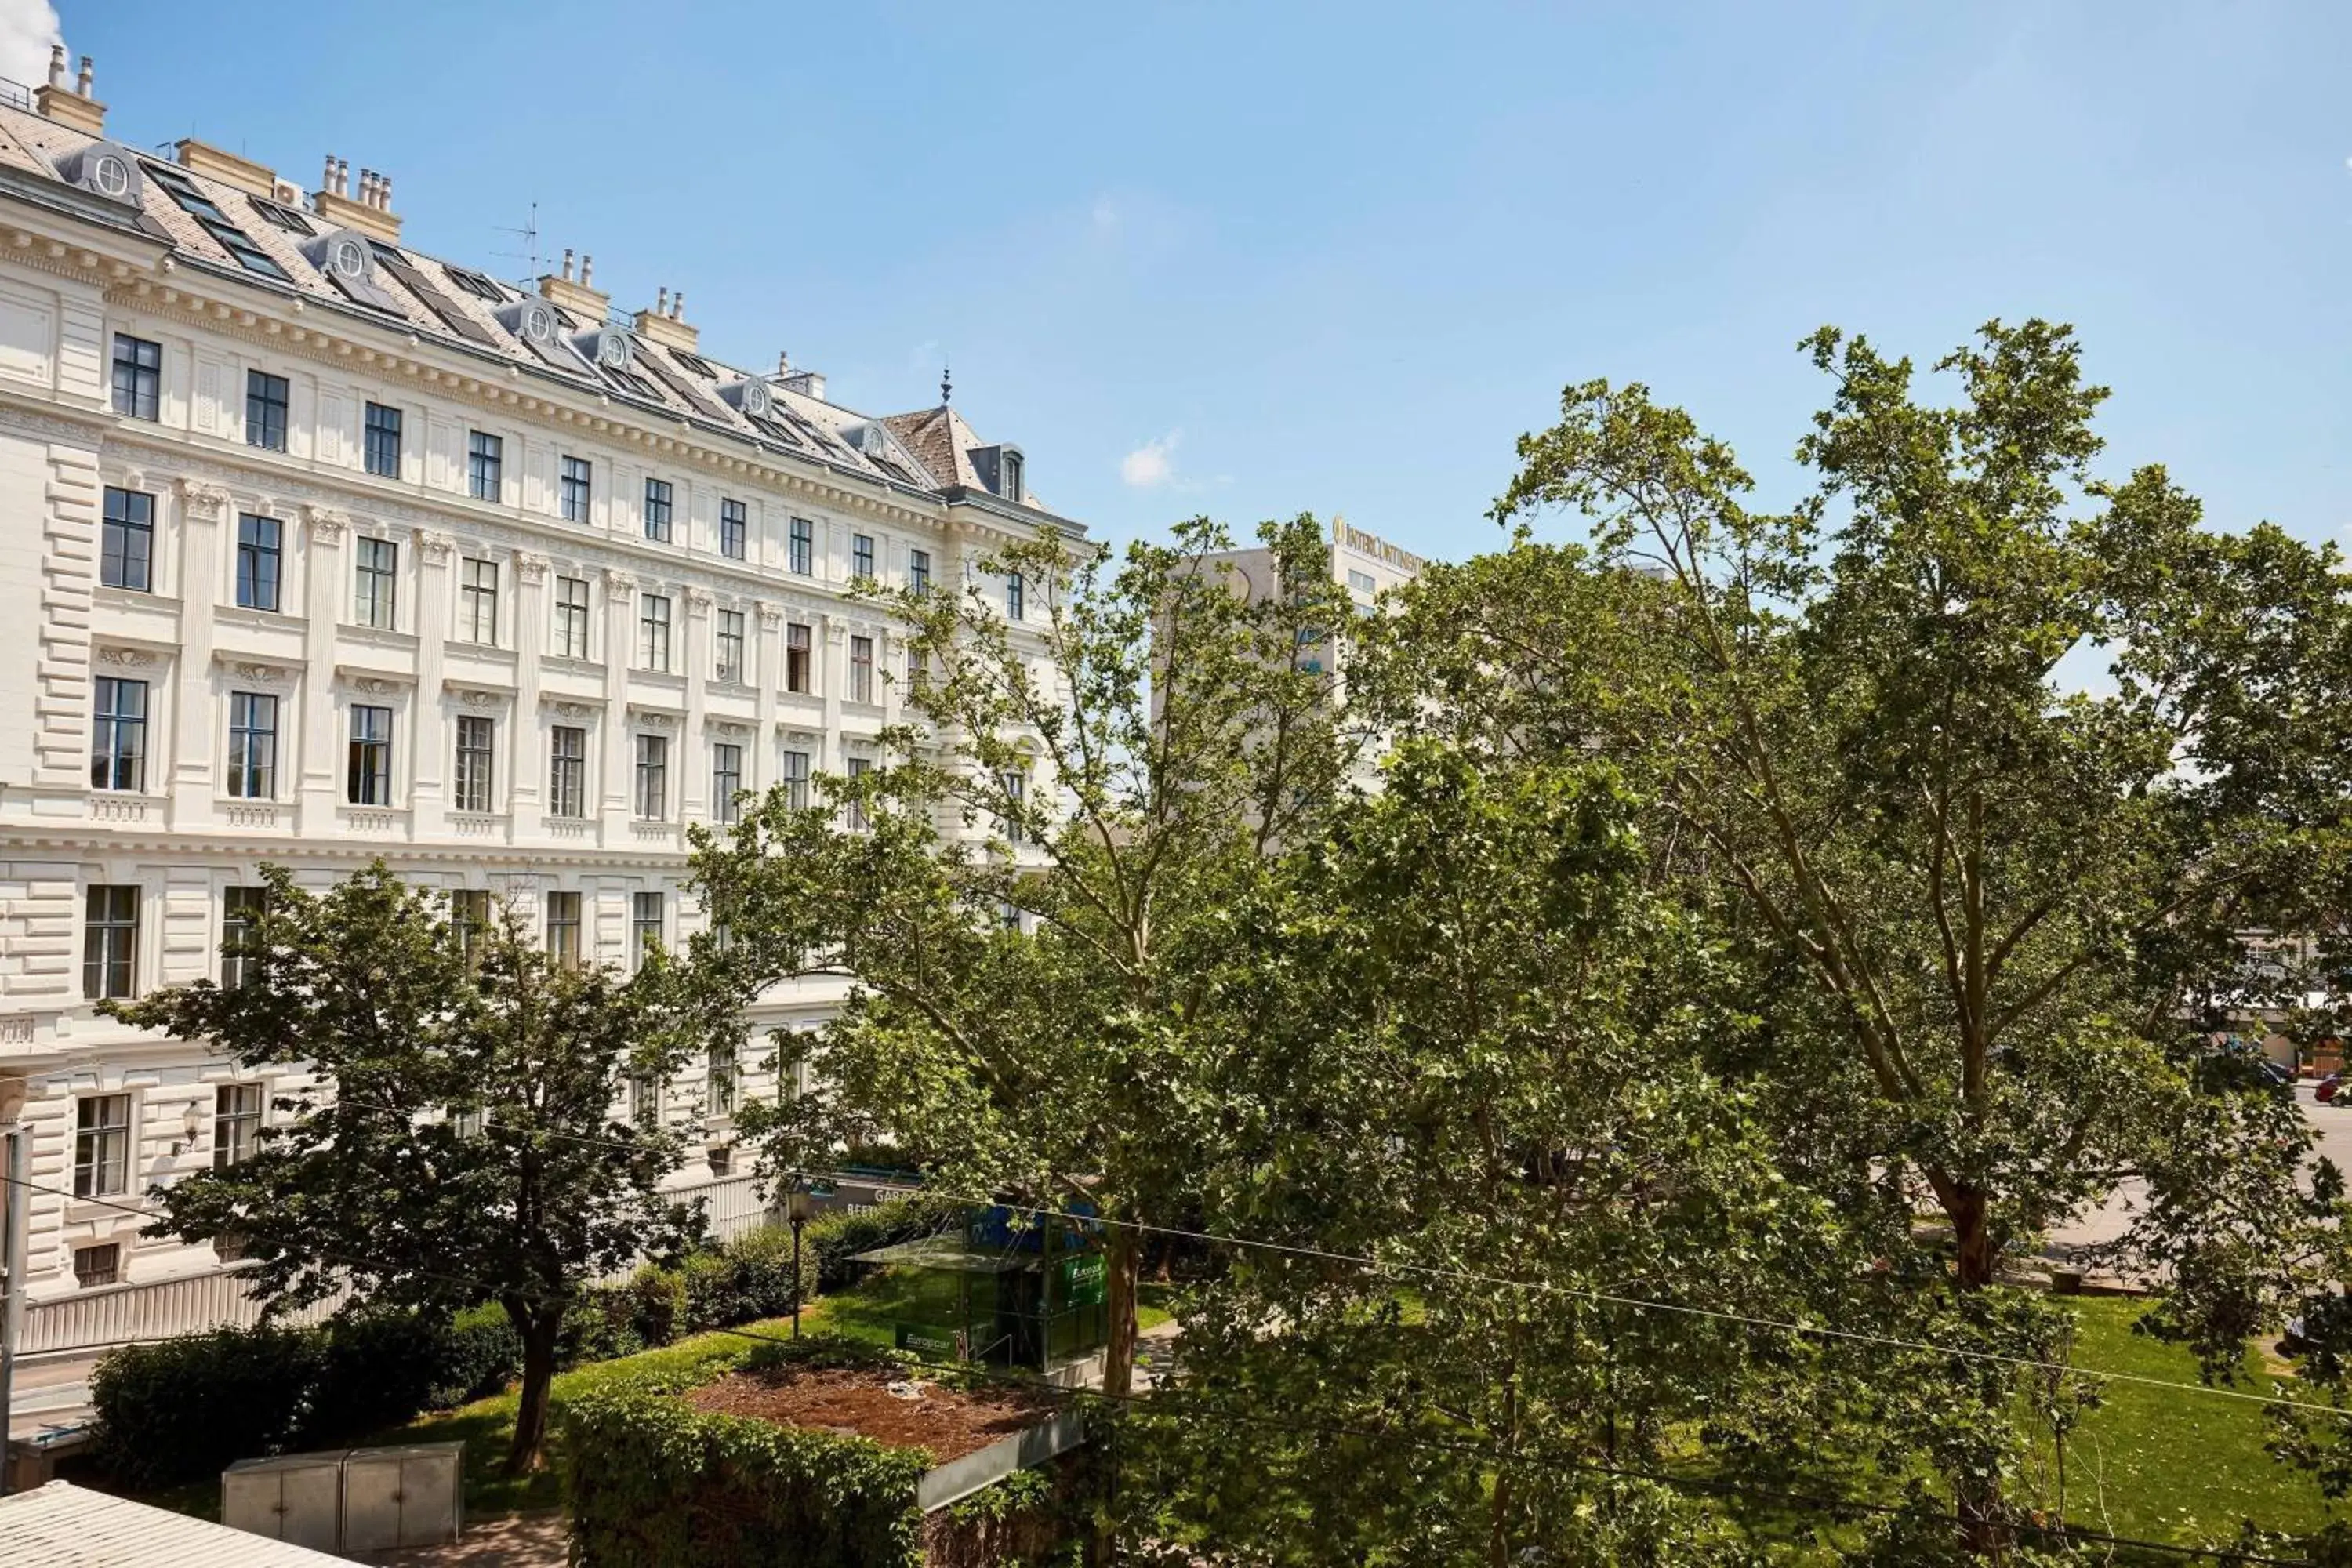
[851,533,875,580]
[454,715,495,813]
[708,1042,739,1116]
[1001,451,1024,503]
[354,537,397,629]
[788,517,813,575]
[1007,572,1025,621]
[844,756,871,832]
[785,622,811,693]
[451,889,492,954]
[73,1242,121,1287]
[908,549,931,594]
[347,704,392,804]
[234,514,281,612]
[364,401,403,477]
[1001,770,1027,846]
[111,333,161,420]
[245,369,289,451]
[848,635,873,703]
[460,557,499,644]
[74,1091,132,1195]
[779,750,809,810]
[720,498,748,561]
[90,676,147,792]
[643,477,673,543]
[553,575,590,659]
[101,486,154,591]
[467,430,503,502]
[213,1082,263,1167]
[631,890,664,968]
[634,733,668,819]
[82,887,138,1002]
[221,886,266,989]
[638,593,672,671]
[715,609,745,683]
[549,726,587,818]
[227,691,278,799]
[560,455,592,523]
[544,890,581,967]
[712,742,742,825]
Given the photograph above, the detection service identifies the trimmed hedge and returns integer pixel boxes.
[560,1334,931,1568]
[89,1306,519,1490]
[561,1223,823,1364]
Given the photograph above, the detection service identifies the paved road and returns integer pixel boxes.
[2045,1080,2352,1268]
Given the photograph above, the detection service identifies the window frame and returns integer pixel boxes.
[1007,572,1025,622]
[714,608,746,683]
[353,536,399,630]
[82,887,139,1002]
[347,702,394,805]
[908,549,931,594]
[851,532,875,581]
[89,675,148,793]
[111,332,161,421]
[459,556,499,644]
[221,885,266,989]
[638,593,673,672]
[848,634,873,704]
[559,454,593,524]
[234,513,282,612]
[227,690,278,800]
[634,732,669,820]
[785,622,811,693]
[100,485,154,592]
[454,713,496,814]
[787,517,813,575]
[720,497,748,561]
[212,1081,263,1168]
[643,477,673,543]
[553,574,590,659]
[548,724,588,818]
[544,889,582,967]
[466,430,503,503]
[364,401,404,478]
[630,889,665,970]
[245,368,289,452]
[712,742,743,826]
[779,749,809,810]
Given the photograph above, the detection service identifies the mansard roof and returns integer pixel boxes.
[0,100,1074,532]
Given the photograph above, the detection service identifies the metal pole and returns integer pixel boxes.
[1,1124,27,1497]
[790,1215,804,1340]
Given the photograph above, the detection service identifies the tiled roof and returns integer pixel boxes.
[0,101,1073,524]
[880,404,1048,512]
[0,1481,351,1566]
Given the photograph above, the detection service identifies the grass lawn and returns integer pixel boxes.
[2023,1293,2336,1550]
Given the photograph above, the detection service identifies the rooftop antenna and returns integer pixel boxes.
[490,201,543,284]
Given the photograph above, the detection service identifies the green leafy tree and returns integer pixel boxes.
[686,514,1351,1416]
[1356,319,2350,1546]
[1121,741,1831,1566]
[107,862,702,1474]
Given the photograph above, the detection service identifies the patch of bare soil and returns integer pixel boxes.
[685,1367,1056,1464]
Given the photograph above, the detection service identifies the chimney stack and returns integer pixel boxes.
[633,284,699,354]
[173,137,280,200]
[34,47,105,136]
[538,248,611,323]
[310,153,402,242]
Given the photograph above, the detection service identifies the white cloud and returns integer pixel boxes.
[1091,196,1120,234]
[0,0,60,97]
[1120,430,1181,488]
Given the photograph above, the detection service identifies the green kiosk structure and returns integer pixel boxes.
[849,1205,1110,1375]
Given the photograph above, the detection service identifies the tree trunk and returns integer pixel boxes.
[1940,1181,2011,1553]
[1087,1225,1145,1567]
[1102,1221,1142,1398]
[503,1302,562,1478]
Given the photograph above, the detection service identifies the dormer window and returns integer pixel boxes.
[1001,450,1024,504]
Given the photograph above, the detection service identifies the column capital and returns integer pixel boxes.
[515,550,550,584]
[604,567,638,601]
[177,479,230,521]
[302,504,349,542]
[416,528,456,564]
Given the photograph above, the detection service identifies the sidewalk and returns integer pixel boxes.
[354,1512,567,1567]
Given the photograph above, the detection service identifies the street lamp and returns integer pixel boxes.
[786,1182,824,1338]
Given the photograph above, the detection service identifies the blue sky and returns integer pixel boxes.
[32,2,2352,561]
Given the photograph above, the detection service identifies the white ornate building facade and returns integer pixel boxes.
[0,53,1076,1321]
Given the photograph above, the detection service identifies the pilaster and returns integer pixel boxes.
[410,529,454,836]
[683,587,712,821]
[169,481,228,822]
[599,568,635,835]
[296,506,347,825]
[511,551,549,833]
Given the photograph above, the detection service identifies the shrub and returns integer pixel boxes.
[89,1308,524,1490]
[89,1323,321,1490]
[682,1224,820,1333]
[807,1193,960,1292]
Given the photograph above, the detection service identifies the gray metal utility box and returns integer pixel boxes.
[223,1439,463,1552]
